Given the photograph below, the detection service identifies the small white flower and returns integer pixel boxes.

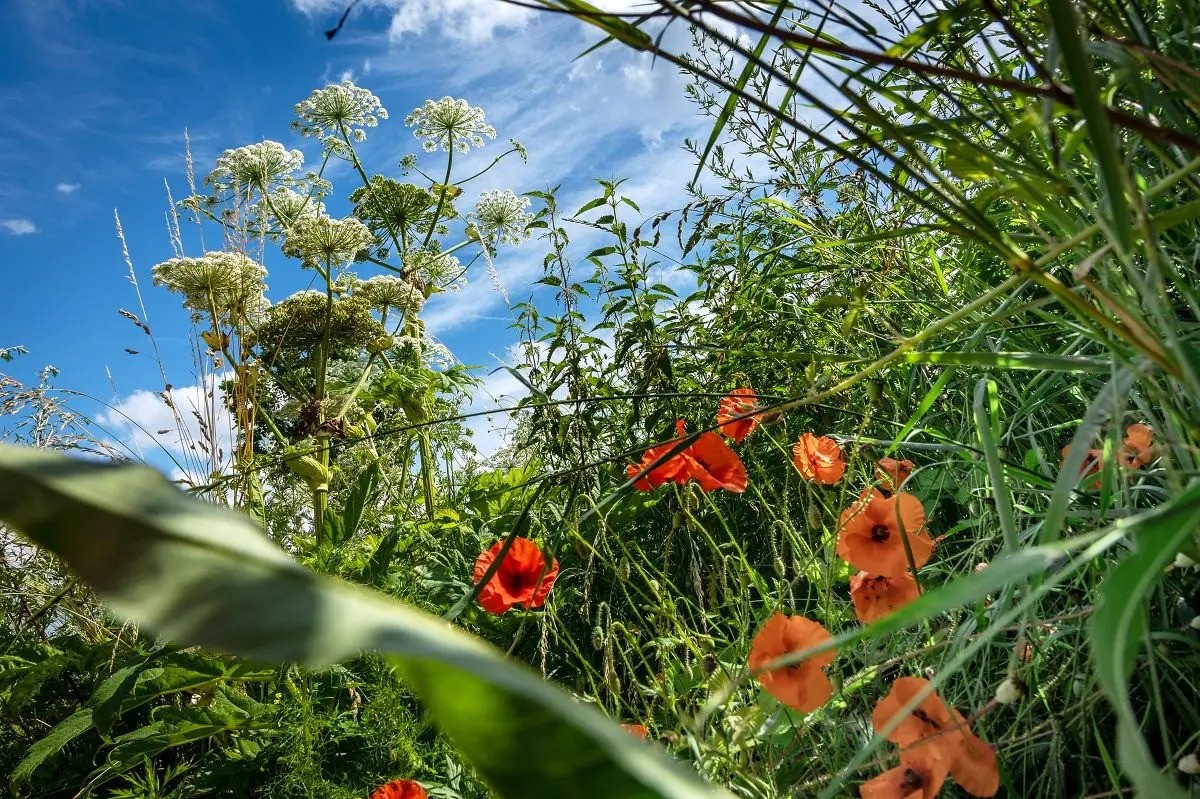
[293,80,388,142]
[405,97,496,153]
[1179,754,1200,775]
[470,189,533,246]
[283,214,375,267]
[151,251,267,316]
[994,678,1023,705]
[1190,616,1200,631]
[205,140,303,194]
[1175,552,1198,569]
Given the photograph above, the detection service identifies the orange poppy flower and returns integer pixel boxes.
[620,723,649,740]
[371,779,428,799]
[1118,423,1154,468]
[850,571,921,623]
[859,755,948,799]
[792,433,846,485]
[627,420,748,493]
[837,490,934,577]
[872,677,1000,797]
[747,612,836,713]
[876,457,915,494]
[716,388,761,443]
[1061,444,1104,489]
[473,537,559,615]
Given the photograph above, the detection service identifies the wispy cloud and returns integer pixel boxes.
[56,182,81,195]
[0,218,38,235]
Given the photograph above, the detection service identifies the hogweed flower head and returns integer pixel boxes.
[283,214,375,267]
[405,248,462,290]
[405,97,496,153]
[471,189,533,246]
[355,275,425,316]
[151,251,267,316]
[260,187,324,232]
[293,80,388,143]
[205,140,303,194]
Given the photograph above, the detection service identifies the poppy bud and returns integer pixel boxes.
[672,511,686,530]
[617,557,631,583]
[606,673,621,694]
[774,557,787,577]
[1179,754,1200,775]
[806,504,822,530]
[591,627,604,651]
[1071,675,1086,698]
[994,677,1023,705]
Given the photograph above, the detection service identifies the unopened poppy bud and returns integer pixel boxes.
[774,557,787,577]
[591,627,604,651]
[1071,675,1086,698]
[606,673,621,693]
[994,677,1023,704]
[1179,754,1200,775]
[617,557,631,582]
[672,511,686,530]
[806,505,822,530]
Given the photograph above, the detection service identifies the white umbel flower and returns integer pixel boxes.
[151,252,267,315]
[205,141,303,193]
[355,275,425,315]
[283,214,375,267]
[405,248,462,287]
[293,80,388,143]
[471,189,533,246]
[405,97,496,153]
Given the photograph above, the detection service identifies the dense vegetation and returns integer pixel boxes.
[3,1,1200,797]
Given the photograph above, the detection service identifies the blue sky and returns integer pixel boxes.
[0,0,711,464]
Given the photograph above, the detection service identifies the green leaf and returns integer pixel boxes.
[0,445,729,799]
[339,461,381,544]
[10,708,95,793]
[1089,485,1200,799]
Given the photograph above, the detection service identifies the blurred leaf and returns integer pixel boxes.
[0,444,729,799]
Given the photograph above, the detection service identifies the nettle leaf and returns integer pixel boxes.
[0,444,728,799]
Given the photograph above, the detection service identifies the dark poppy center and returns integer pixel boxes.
[870,523,891,542]
[913,708,940,729]
[900,768,924,791]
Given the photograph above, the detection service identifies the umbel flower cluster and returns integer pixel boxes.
[151,252,266,316]
[293,79,388,142]
[405,96,496,153]
[205,140,304,194]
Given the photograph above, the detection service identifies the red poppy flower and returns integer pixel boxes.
[876,457,915,494]
[371,779,428,799]
[1118,423,1154,468]
[859,754,948,799]
[716,388,761,443]
[837,490,934,577]
[620,723,649,740]
[473,537,559,615]
[792,433,846,485]
[872,677,1000,797]
[627,420,747,493]
[850,571,921,623]
[1061,444,1104,489]
[747,612,836,713]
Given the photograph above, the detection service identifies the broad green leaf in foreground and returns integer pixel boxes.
[0,444,729,799]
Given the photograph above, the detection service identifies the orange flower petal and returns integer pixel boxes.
[687,430,749,492]
[859,755,948,799]
[748,612,836,713]
[949,732,1000,797]
[876,457,916,494]
[793,433,846,485]
[850,571,921,623]
[1119,423,1154,468]
[836,490,934,577]
[716,388,761,443]
[473,538,559,614]
[871,677,970,760]
[620,723,649,740]
[371,780,428,799]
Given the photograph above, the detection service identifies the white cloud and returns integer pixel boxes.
[56,182,81,194]
[96,377,235,484]
[0,218,37,235]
